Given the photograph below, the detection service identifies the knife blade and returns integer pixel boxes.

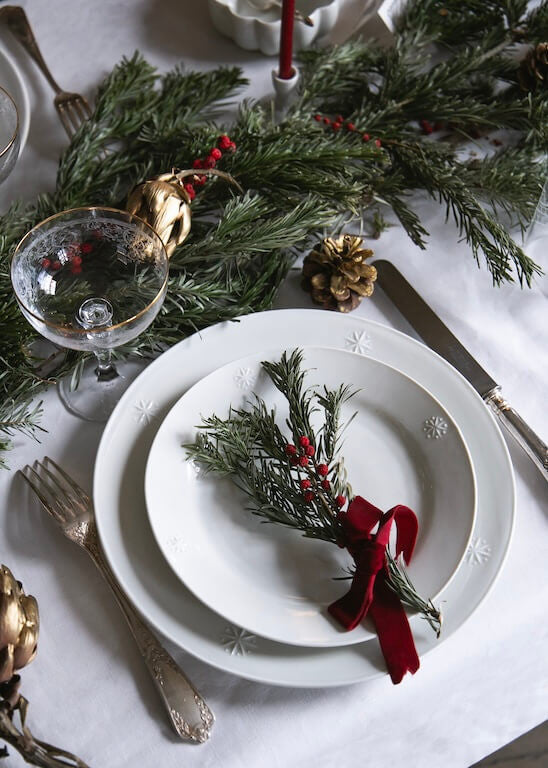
[373,259,548,481]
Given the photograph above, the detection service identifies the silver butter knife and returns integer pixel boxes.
[373,259,548,481]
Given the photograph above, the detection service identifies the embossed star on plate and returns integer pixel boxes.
[220,625,257,656]
[345,330,372,355]
[233,367,256,390]
[423,415,448,439]
[134,399,158,425]
[465,537,491,565]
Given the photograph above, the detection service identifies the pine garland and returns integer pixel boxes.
[0,0,546,465]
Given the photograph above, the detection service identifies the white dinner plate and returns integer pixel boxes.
[0,45,30,158]
[145,347,476,648]
[94,310,515,687]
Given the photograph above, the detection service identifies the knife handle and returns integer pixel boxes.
[485,388,548,481]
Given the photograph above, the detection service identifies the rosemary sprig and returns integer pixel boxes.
[386,551,443,638]
[185,349,442,637]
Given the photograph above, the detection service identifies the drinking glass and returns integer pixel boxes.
[11,207,169,421]
[0,85,20,183]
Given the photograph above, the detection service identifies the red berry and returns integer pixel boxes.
[305,445,315,457]
[52,261,62,270]
[420,119,433,135]
[335,115,344,123]
[203,156,216,169]
[184,183,196,201]
[374,138,382,147]
[323,117,331,125]
[346,122,356,131]
[298,455,309,467]
[210,147,222,160]
[336,495,346,508]
[194,174,207,186]
[41,258,51,269]
[192,158,203,169]
[314,114,322,122]
[70,264,83,275]
[285,444,297,455]
[362,133,370,142]
[332,122,341,132]
[217,134,232,150]
[80,242,93,254]
[299,436,310,448]
[71,254,82,267]
[321,479,330,490]
[290,456,299,466]
[227,141,236,152]
[317,464,329,477]
[304,491,315,503]
[300,478,311,490]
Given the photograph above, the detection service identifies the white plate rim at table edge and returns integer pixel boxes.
[144,345,477,648]
[0,45,30,157]
[93,309,515,687]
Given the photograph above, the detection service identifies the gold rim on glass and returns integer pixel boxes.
[11,206,169,335]
[0,85,19,159]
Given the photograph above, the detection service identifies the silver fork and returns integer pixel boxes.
[20,457,214,744]
[0,6,92,138]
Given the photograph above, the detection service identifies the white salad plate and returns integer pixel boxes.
[94,310,515,687]
[0,45,30,157]
[145,346,476,648]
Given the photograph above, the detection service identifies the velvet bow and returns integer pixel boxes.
[328,496,420,684]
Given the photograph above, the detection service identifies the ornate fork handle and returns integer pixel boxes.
[84,525,214,743]
[0,6,63,93]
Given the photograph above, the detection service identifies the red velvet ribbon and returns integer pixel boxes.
[328,496,420,684]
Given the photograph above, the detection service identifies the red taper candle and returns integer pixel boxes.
[278,0,296,79]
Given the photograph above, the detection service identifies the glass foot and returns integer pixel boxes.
[58,358,150,422]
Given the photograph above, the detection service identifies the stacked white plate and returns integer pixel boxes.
[94,310,515,687]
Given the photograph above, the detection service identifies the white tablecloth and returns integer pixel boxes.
[1,2,547,766]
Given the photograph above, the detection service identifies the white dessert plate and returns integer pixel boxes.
[94,310,515,687]
[0,45,30,157]
[145,346,476,648]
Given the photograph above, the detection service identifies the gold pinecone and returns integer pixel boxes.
[302,235,377,313]
[518,43,548,92]
[0,565,39,683]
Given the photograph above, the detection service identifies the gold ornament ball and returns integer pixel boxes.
[0,565,39,683]
[126,173,192,258]
[301,235,377,313]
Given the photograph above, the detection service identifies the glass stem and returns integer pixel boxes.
[94,349,118,382]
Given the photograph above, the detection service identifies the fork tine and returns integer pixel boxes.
[34,461,78,518]
[70,99,88,127]
[19,466,65,523]
[75,97,92,120]
[65,103,83,134]
[56,102,75,138]
[45,456,91,507]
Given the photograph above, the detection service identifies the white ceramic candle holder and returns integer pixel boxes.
[208,0,340,56]
[271,65,300,120]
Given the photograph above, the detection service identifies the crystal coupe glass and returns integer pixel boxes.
[11,207,169,421]
[0,85,20,183]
